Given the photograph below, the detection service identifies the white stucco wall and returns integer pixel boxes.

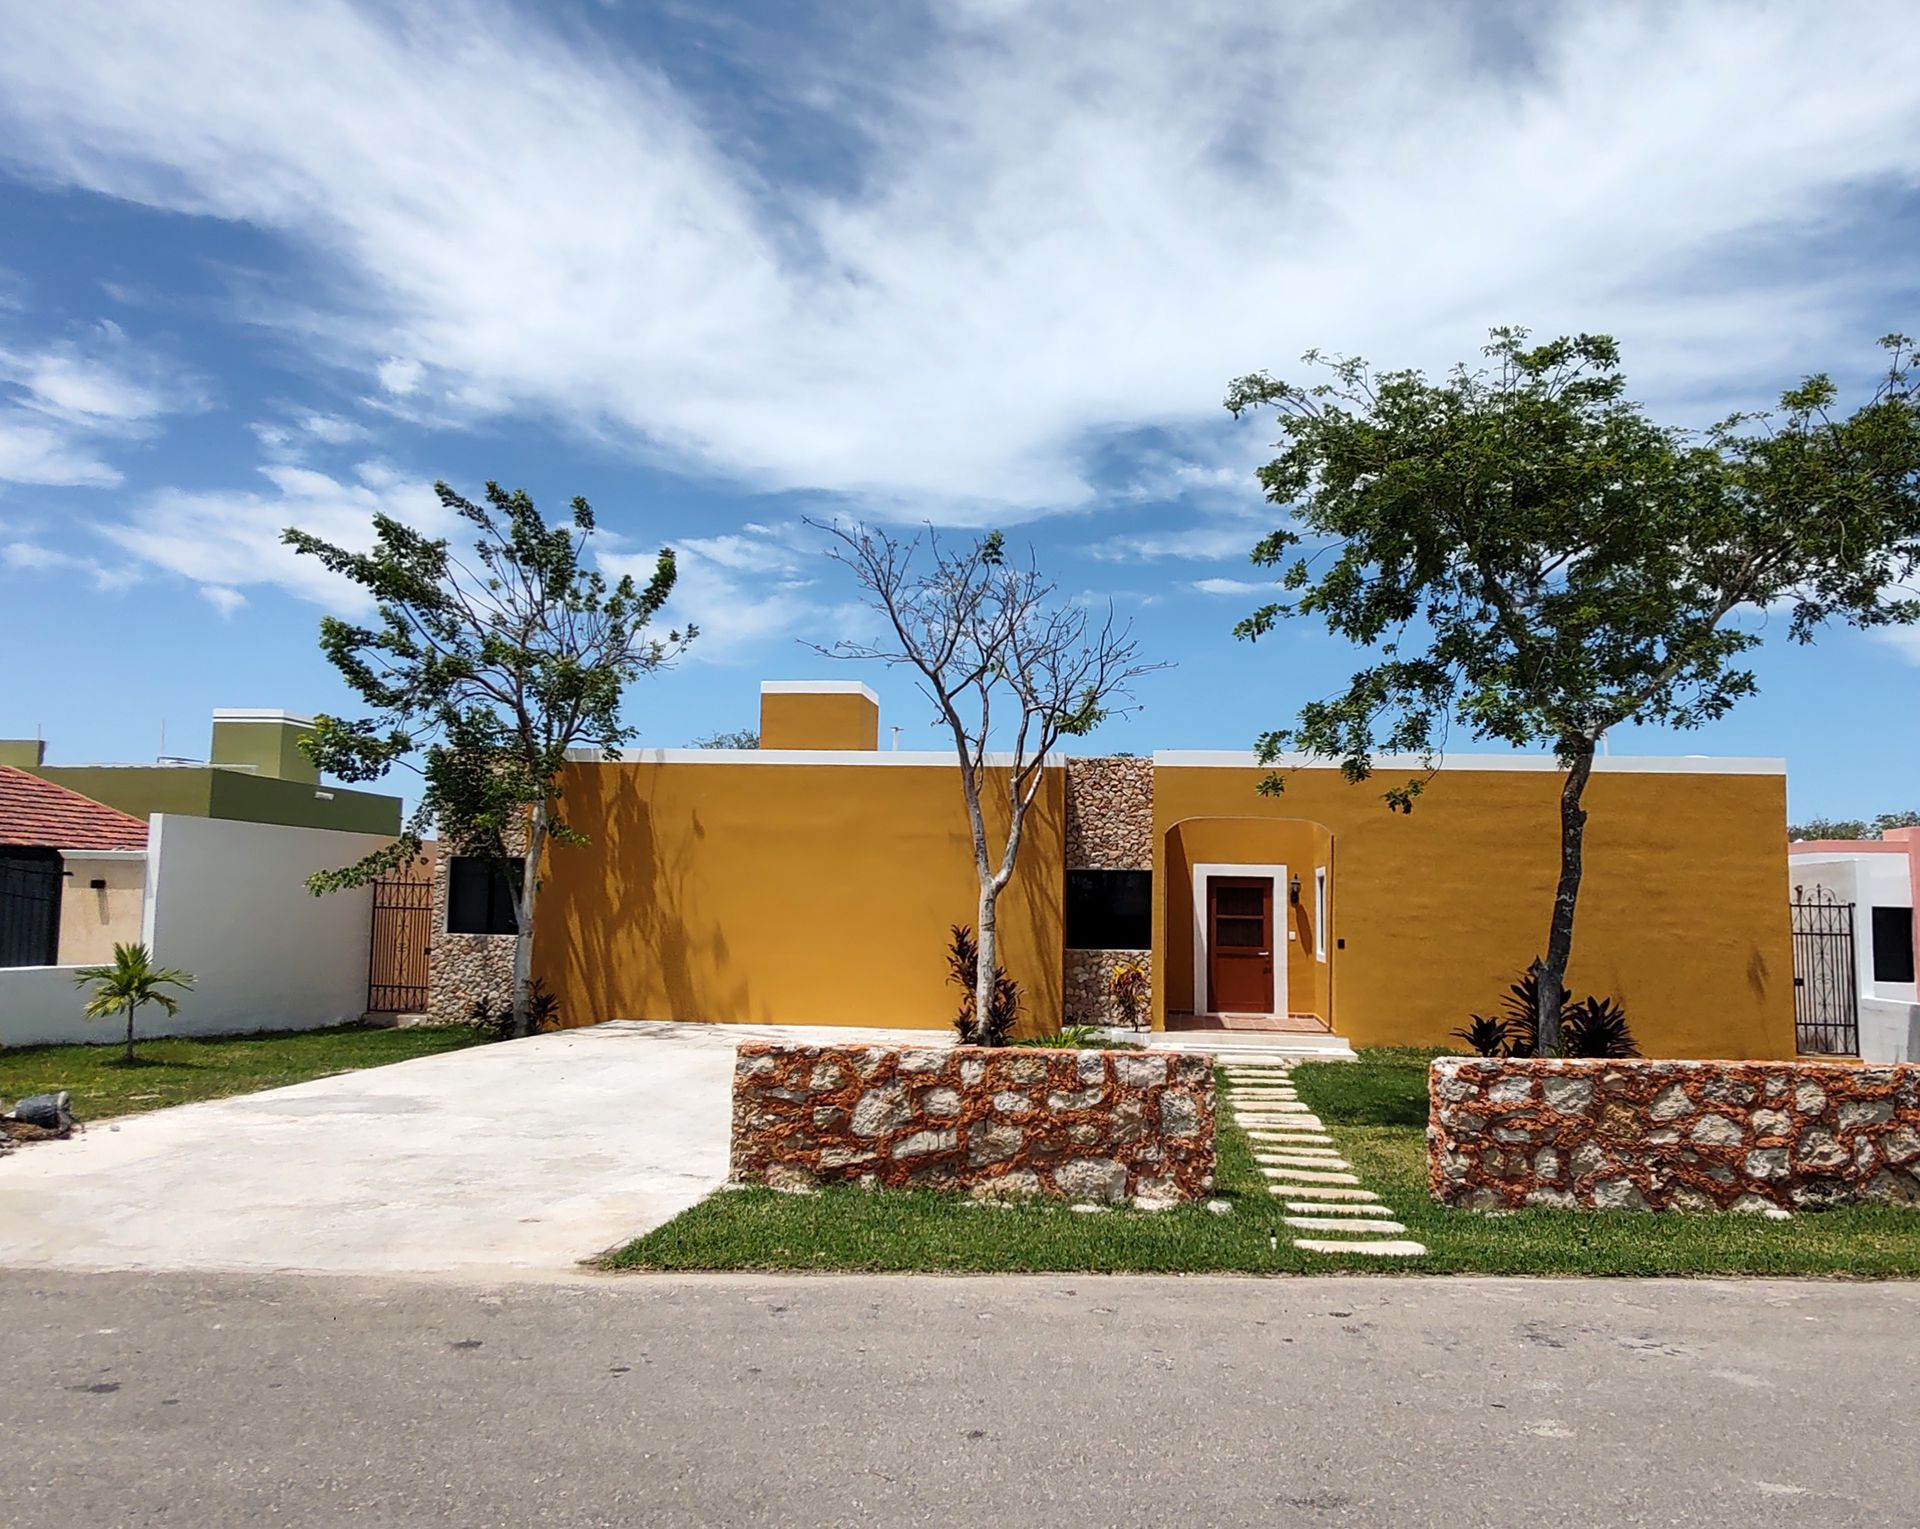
[1860,996,1920,1064]
[1791,852,1917,1002]
[0,815,390,1047]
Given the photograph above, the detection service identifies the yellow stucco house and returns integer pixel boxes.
[462,681,1798,1061]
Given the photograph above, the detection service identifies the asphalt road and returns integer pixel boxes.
[4,1270,1915,1527]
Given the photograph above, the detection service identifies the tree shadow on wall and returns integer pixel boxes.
[540,780,759,1028]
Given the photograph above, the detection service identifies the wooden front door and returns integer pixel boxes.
[1207,876,1273,1014]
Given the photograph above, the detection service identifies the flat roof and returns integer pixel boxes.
[211,708,317,726]
[759,680,881,706]
[1151,750,1786,776]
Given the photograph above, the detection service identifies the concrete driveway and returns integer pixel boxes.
[0,1021,942,1279]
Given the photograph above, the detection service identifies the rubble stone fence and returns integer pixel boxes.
[1429,1056,1920,1212]
[731,1043,1215,1207]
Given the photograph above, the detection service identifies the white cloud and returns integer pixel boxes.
[97,461,452,610]
[0,537,140,590]
[0,2,1916,519]
[376,357,423,397]
[0,319,202,486]
[199,584,247,617]
[1191,576,1268,597]
[252,409,372,458]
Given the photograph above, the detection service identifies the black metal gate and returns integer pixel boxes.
[0,850,62,968]
[367,878,432,1013]
[1791,886,1859,1056]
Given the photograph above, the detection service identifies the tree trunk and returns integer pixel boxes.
[975,885,998,1037]
[124,999,136,1065]
[1531,736,1597,1055]
[509,803,548,1040]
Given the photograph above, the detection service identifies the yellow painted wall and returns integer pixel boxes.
[759,691,879,750]
[56,855,147,965]
[1153,763,1795,1060]
[536,759,1065,1033]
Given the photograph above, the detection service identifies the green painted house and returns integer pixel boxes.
[0,710,401,835]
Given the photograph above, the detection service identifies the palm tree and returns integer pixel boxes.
[73,943,194,1065]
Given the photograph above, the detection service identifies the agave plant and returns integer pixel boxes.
[73,942,194,1065]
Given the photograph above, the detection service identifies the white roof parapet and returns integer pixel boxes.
[210,708,317,727]
[1151,749,1786,776]
[758,679,881,706]
[565,747,1065,768]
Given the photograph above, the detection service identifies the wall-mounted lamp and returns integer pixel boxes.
[1288,873,1301,905]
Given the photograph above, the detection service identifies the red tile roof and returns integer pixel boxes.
[0,766,149,851]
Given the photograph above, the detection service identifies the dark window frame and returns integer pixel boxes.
[446,856,522,936]
[1065,869,1152,951]
[1871,905,1915,986]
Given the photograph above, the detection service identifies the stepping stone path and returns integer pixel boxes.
[1220,1059,1426,1260]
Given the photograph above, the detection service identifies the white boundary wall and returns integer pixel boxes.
[0,814,390,1048]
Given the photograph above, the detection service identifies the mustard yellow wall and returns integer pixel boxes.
[1152,764,1795,1060]
[759,692,880,750]
[536,760,1064,1032]
[56,855,147,966]
[1166,818,1331,1021]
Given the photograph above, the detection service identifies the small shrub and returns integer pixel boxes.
[1108,960,1150,1031]
[1450,1014,1509,1057]
[945,924,1021,1046]
[1461,969,1638,1058]
[1015,1024,1103,1049]
[1562,994,1639,1058]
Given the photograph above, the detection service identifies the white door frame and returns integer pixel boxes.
[1191,862,1289,1017]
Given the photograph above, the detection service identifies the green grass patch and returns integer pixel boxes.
[0,1023,489,1122]
[608,1048,1920,1277]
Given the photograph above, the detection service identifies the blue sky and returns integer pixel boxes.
[1,1,1917,818]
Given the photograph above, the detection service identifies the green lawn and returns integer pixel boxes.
[0,1024,489,1123]
[608,1047,1920,1277]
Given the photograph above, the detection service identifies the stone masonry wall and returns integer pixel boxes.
[1063,756,1154,1028]
[1064,948,1153,1029]
[425,846,517,1025]
[1430,1057,1920,1213]
[731,1043,1215,1206]
[1063,756,1153,870]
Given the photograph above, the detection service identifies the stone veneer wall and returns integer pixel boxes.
[424,846,518,1025]
[1429,1057,1920,1212]
[1063,756,1153,1027]
[1065,949,1153,1029]
[731,1043,1215,1205]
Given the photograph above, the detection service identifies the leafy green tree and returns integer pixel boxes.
[74,942,193,1064]
[1788,809,1920,842]
[283,481,689,1038]
[691,728,759,749]
[1227,329,1920,1051]
[816,522,1163,1036]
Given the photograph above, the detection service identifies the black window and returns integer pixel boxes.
[1065,869,1151,950]
[0,849,62,968]
[1872,906,1915,985]
[447,856,522,935]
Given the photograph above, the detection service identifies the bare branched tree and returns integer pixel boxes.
[814,521,1166,1036]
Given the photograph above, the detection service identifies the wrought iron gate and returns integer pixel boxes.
[0,851,62,968]
[1791,886,1859,1056]
[367,878,432,1013]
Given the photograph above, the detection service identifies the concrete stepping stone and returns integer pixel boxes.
[1282,1199,1393,1215]
[1249,1136,1335,1148]
[1270,1184,1379,1201]
[1259,1165,1360,1185]
[1254,1143,1343,1156]
[1284,1216,1408,1234]
[1291,1238,1428,1257]
[1239,1115,1325,1130]
[1262,1155,1353,1171]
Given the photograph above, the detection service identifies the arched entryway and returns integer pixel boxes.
[1162,816,1334,1033]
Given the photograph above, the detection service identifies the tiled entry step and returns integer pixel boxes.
[1221,1059,1426,1260]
